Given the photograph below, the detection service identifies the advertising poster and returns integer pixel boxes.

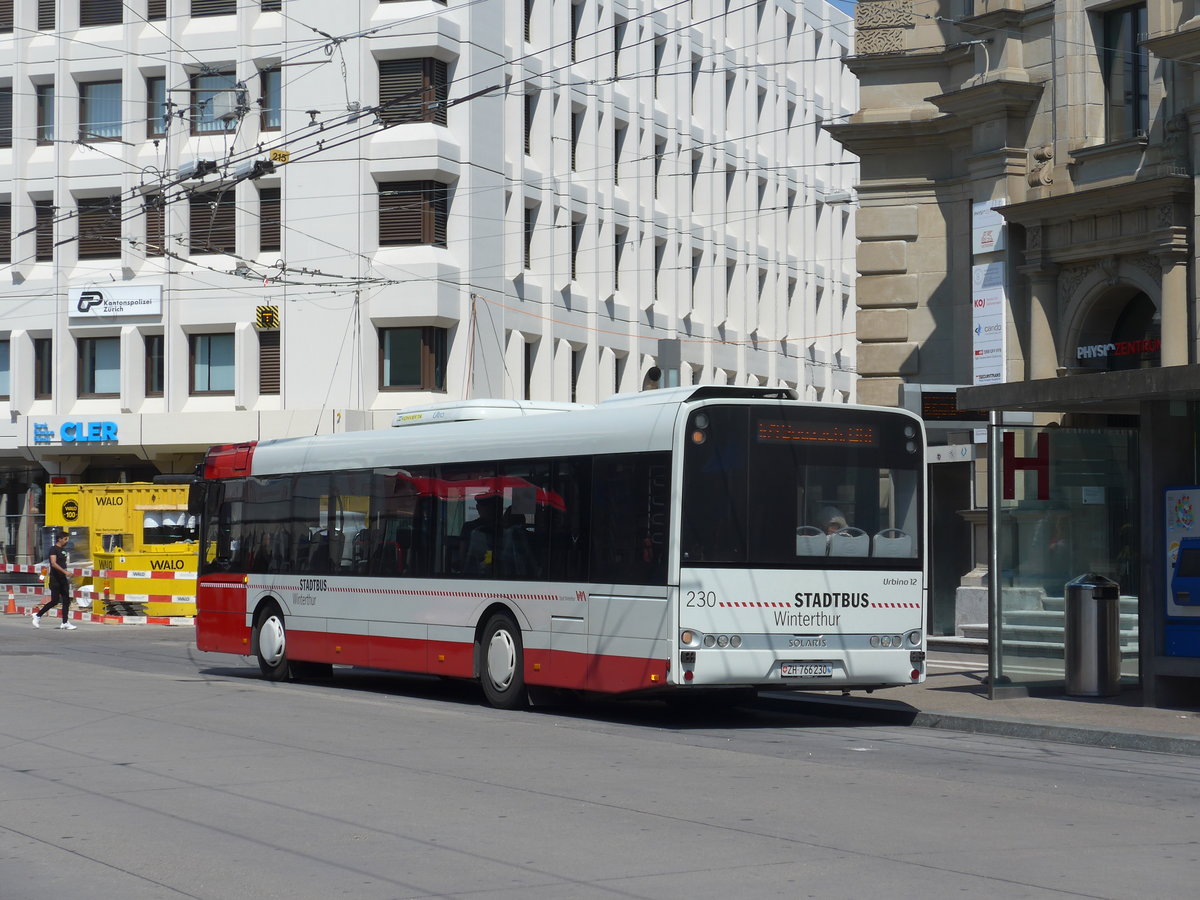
[972,198,1007,255]
[1165,487,1200,619]
[971,262,1006,386]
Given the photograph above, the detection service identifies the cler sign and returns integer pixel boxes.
[33,421,119,444]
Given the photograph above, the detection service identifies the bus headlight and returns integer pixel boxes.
[716,635,729,648]
[729,635,742,648]
[908,631,922,646]
[703,634,717,648]
[680,630,698,646]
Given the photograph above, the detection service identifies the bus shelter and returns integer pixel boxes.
[960,365,1200,708]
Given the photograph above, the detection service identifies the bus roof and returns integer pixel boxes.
[211,387,919,478]
[391,399,586,427]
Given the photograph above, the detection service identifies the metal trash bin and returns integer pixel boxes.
[1064,573,1121,697]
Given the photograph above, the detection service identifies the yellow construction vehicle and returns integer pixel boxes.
[45,481,198,618]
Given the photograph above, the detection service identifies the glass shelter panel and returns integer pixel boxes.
[996,427,1139,689]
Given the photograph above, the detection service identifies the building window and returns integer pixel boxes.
[378,58,448,126]
[0,1,11,34]
[379,326,446,391]
[1102,4,1148,142]
[144,194,165,257]
[190,193,236,254]
[148,0,166,20]
[570,0,583,62]
[0,338,9,398]
[379,181,448,247]
[613,18,626,79]
[0,202,10,264]
[524,0,534,42]
[0,86,11,149]
[78,337,121,397]
[614,124,625,185]
[571,110,581,171]
[34,200,54,261]
[80,0,122,27]
[259,330,280,394]
[523,205,535,270]
[524,93,534,155]
[77,195,122,259]
[262,0,282,11]
[192,0,237,16]
[614,228,626,292]
[79,81,122,141]
[259,68,281,130]
[523,339,534,399]
[259,186,281,253]
[190,333,235,394]
[570,220,583,281]
[147,76,166,138]
[191,71,239,134]
[36,84,54,144]
[145,333,164,396]
[34,337,52,398]
[37,0,54,30]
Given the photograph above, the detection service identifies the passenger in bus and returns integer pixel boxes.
[461,493,501,575]
[820,506,848,534]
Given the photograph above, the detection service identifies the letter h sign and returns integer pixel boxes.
[1002,432,1050,500]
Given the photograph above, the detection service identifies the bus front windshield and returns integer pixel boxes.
[680,405,922,568]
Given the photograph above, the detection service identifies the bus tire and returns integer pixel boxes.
[254,604,290,681]
[480,612,526,710]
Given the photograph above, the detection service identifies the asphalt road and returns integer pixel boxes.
[1,618,1197,900]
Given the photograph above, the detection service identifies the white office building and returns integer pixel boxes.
[0,0,857,559]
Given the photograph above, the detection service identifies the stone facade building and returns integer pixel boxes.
[836,0,1200,705]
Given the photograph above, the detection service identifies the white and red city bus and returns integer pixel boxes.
[192,386,927,708]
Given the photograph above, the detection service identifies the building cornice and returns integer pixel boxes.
[825,116,957,154]
[844,44,974,77]
[998,175,1192,225]
[1142,20,1200,64]
[928,79,1044,125]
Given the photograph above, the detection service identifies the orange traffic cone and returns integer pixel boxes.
[5,586,15,615]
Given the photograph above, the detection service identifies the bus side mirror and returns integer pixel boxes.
[188,482,207,517]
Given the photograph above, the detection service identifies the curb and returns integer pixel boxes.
[758,692,1200,758]
[6,602,194,627]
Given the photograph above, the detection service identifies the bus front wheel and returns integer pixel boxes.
[480,613,526,710]
[255,605,290,681]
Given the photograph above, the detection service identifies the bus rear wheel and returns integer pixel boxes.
[480,613,526,710]
[255,604,290,681]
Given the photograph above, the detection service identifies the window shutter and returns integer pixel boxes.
[80,0,123,27]
[0,1,12,33]
[190,193,236,254]
[0,203,10,264]
[35,200,54,261]
[379,59,424,124]
[0,89,11,149]
[37,0,54,30]
[259,187,281,252]
[78,196,122,259]
[147,0,166,20]
[191,0,237,16]
[144,195,165,257]
[379,181,447,247]
[379,58,447,126]
[259,331,280,394]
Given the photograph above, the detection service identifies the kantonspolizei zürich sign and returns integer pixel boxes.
[69,284,162,318]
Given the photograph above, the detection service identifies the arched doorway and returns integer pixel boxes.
[1074,288,1161,372]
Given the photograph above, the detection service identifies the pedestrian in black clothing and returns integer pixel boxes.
[33,531,76,630]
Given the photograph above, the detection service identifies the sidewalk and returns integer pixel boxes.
[766,650,1200,757]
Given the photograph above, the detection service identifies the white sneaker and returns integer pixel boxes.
[31,615,40,628]
[58,622,77,630]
